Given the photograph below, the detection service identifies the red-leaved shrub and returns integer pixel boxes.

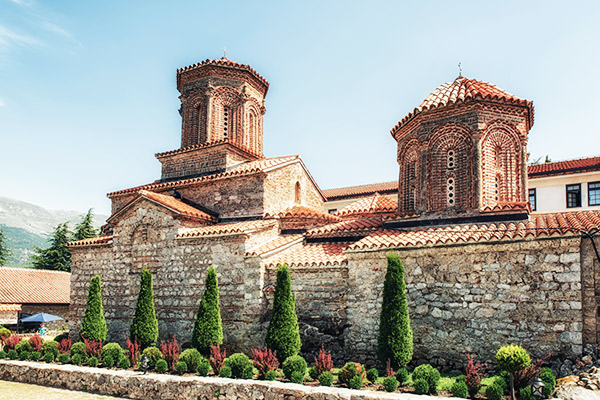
[386,358,396,377]
[28,334,43,352]
[314,345,333,375]
[3,335,22,351]
[466,354,487,397]
[514,354,550,391]
[209,343,226,374]
[83,338,103,359]
[57,338,72,354]
[159,336,181,371]
[252,346,279,378]
[126,334,141,368]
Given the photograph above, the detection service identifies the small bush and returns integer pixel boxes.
[494,375,508,393]
[265,370,278,381]
[455,374,466,383]
[43,352,54,363]
[176,360,188,374]
[126,334,142,369]
[466,354,487,398]
[117,356,131,369]
[155,359,168,373]
[349,375,363,390]
[339,362,366,385]
[58,353,69,364]
[0,327,11,339]
[101,343,124,365]
[540,367,556,398]
[198,359,210,376]
[41,340,59,358]
[367,368,379,382]
[8,349,18,360]
[30,351,41,361]
[413,378,429,395]
[159,336,179,372]
[19,350,30,360]
[88,357,98,367]
[308,365,319,380]
[318,370,333,386]
[57,338,72,354]
[290,370,304,384]
[102,354,115,368]
[282,355,307,381]
[314,345,333,375]
[15,339,33,354]
[396,367,409,385]
[496,345,531,373]
[28,334,43,352]
[179,348,203,373]
[83,338,103,359]
[383,376,399,392]
[53,333,69,343]
[226,352,251,379]
[412,364,440,394]
[242,365,254,379]
[209,343,226,375]
[486,383,504,400]
[3,335,21,351]
[252,347,279,379]
[519,386,534,400]
[0,350,6,359]
[219,365,232,378]
[451,380,468,398]
[71,353,83,365]
[70,342,87,359]
[141,346,163,369]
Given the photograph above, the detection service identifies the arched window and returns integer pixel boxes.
[223,106,230,136]
[447,177,455,206]
[295,182,301,203]
[447,150,456,169]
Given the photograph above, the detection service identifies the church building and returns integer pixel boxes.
[68,57,600,370]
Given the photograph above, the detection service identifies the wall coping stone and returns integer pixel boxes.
[0,360,450,400]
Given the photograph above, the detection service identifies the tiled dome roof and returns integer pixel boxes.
[177,57,269,88]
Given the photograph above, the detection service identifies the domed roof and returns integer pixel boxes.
[177,57,269,89]
[391,76,533,135]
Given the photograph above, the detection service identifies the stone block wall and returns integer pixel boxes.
[263,162,323,215]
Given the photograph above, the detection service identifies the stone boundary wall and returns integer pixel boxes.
[0,360,450,400]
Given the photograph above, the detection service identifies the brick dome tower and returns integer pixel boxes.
[389,76,534,226]
[156,57,269,181]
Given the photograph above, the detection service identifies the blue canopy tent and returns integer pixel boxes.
[20,312,63,323]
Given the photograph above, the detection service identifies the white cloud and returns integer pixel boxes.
[0,24,39,49]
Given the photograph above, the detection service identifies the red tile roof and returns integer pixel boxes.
[247,234,304,257]
[68,235,113,248]
[268,205,342,222]
[155,139,262,159]
[323,181,398,200]
[334,193,398,218]
[265,242,350,268]
[349,210,600,250]
[107,155,301,198]
[391,76,534,135]
[178,219,277,238]
[177,57,269,89]
[528,156,600,178]
[0,304,21,312]
[480,201,531,214]
[0,268,70,305]
[306,217,384,239]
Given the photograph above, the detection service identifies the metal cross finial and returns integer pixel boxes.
[222,46,227,58]
[458,62,462,76]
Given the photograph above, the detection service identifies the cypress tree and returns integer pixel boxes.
[79,275,107,342]
[377,253,413,369]
[192,266,223,355]
[73,209,98,241]
[0,226,12,267]
[130,267,158,349]
[265,264,301,362]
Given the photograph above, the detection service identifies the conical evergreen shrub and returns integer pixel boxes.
[265,264,301,362]
[130,267,158,349]
[376,253,413,369]
[80,275,107,342]
[192,266,223,355]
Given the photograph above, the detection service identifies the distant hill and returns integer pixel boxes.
[0,196,107,268]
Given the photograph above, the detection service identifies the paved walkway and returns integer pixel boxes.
[0,381,127,400]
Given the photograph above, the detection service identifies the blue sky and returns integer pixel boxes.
[1,0,599,217]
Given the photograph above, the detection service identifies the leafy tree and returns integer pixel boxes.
[130,267,158,349]
[192,266,223,355]
[73,209,98,241]
[0,226,13,267]
[377,253,413,369]
[265,264,301,362]
[31,223,72,271]
[79,275,107,342]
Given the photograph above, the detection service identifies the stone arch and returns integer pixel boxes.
[211,86,242,143]
[245,98,262,154]
[398,138,421,212]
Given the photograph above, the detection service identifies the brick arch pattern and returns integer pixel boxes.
[245,98,263,155]
[181,90,207,147]
[481,123,524,206]
[398,138,421,212]
[211,86,243,144]
[427,125,474,212]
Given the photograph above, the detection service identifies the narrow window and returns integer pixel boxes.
[447,150,455,169]
[223,106,229,136]
[528,188,537,211]
[447,177,455,206]
[495,175,500,201]
[295,182,301,204]
[566,184,581,208]
[589,182,600,206]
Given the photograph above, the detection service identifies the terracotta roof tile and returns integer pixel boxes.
[265,242,350,268]
[306,217,384,239]
[155,139,262,159]
[177,57,269,89]
[267,205,342,222]
[334,193,398,218]
[480,201,531,214]
[68,235,113,248]
[0,268,70,304]
[528,155,600,178]
[392,76,534,135]
[247,234,304,257]
[323,181,398,200]
[178,219,277,238]
[350,210,600,250]
[107,155,300,197]
[0,304,21,312]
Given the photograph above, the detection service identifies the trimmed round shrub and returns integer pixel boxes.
[53,333,69,343]
[219,365,232,378]
[58,353,69,364]
[88,357,98,367]
[43,352,54,363]
[241,365,254,379]
[496,345,531,373]
[19,350,30,360]
[225,352,251,378]
[290,370,304,384]
[318,371,333,386]
[494,376,508,393]
[0,328,11,339]
[308,365,319,380]
[339,362,366,385]
[455,374,466,383]
[412,364,440,394]
[8,350,18,360]
[396,367,409,385]
[265,370,278,381]
[383,376,399,393]
[101,343,124,364]
[70,342,87,358]
[30,351,41,361]
[141,346,163,369]
[282,355,307,380]
[540,367,556,398]
[198,359,210,376]
[413,378,429,395]
[117,356,131,369]
[176,361,188,374]
[519,386,534,400]
[41,340,59,358]
[179,348,203,373]
[0,350,6,359]
[367,367,379,383]
[71,353,82,365]
[15,339,32,354]
[349,375,363,390]
[102,354,115,368]
[486,383,504,400]
[155,359,168,373]
[451,380,468,398]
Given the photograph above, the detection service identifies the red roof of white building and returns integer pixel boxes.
[0,268,70,305]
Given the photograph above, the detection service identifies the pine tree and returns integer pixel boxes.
[192,266,223,355]
[0,226,13,267]
[265,264,301,362]
[31,223,72,271]
[130,267,158,349]
[377,253,413,369]
[80,275,107,342]
[73,209,98,241]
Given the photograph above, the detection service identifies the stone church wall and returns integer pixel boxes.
[263,162,323,214]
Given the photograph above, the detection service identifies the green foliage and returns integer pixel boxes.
[130,268,158,349]
[219,365,232,378]
[58,353,69,363]
[413,378,429,394]
[376,254,413,369]
[88,357,98,367]
[486,383,503,400]
[15,339,33,354]
[101,343,124,363]
[540,367,556,398]
[455,374,466,383]
[318,371,333,386]
[496,345,531,373]
[73,209,98,241]
[192,267,223,355]
[30,351,41,361]
[155,359,168,373]
[102,354,115,368]
[79,275,107,342]
[117,356,131,369]
[8,349,18,360]
[339,362,366,385]
[0,350,5,359]
[451,380,468,398]
[19,350,30,360]
[494,375,508,393]
[70,342,87,359]
[43,352,55,363]
[0,327,11,339]
[265,265,301,362]
[176,361,188,374]
[383,376,399,392]
[31,223,72,271]
[241,365,254,379]
[308,365,318,379]
[71,353,82,365]
[290,370,304,384]
[198,359,211,376]
[396,367,409,385]
[519,386,534,400]
[282,355,307,380]
[0,226,13,267]
[226,352,251,379]
[412,364,440,395]
[53,333,69,343]
[349,375,363,389]
[141,346,163,368]
[179,348,203,373]
[367,368,379,382]
[265,370,278,381]
[41,340,59,358]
